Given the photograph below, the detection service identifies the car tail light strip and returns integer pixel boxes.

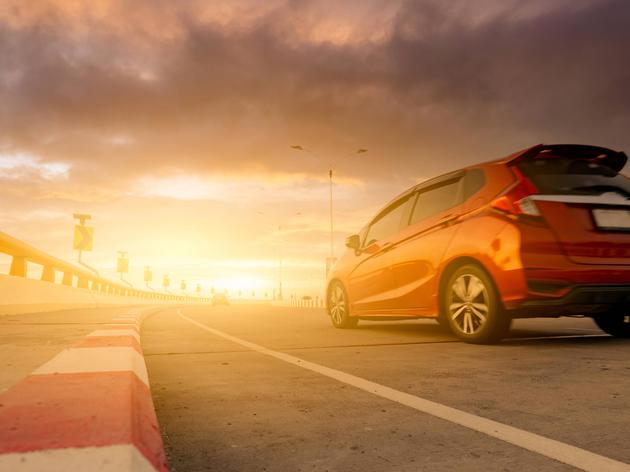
[531,193,630,206]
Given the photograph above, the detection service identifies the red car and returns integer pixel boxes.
[326,144,630,343]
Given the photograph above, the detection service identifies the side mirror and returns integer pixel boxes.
[345,234,361,250]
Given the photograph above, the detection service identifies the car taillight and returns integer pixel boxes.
[491,167,541,217]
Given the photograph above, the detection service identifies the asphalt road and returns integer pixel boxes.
[142,305,630,472]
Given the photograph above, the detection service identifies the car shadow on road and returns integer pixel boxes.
[346,320,627,347]
[354,320,456,340]
[503,331,625,346]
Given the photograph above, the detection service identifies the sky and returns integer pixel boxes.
[1,0,630,296]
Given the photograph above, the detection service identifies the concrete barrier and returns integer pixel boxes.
[0,308,168,471]
[0,275,177,315]
[0,231,210,315]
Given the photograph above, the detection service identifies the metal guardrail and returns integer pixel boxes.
[0,231,208,302]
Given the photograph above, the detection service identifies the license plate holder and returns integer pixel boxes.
[592,208,630,230]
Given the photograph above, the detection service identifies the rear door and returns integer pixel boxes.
[518,157,630,265]
[389,174,466,312]
[347,193,414,313]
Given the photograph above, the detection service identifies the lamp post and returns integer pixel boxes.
[257,210,301,301]
[290,146,367,271]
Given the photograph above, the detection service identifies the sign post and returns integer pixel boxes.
[117,251,131,286]
[144,266,153,290]
[72,213,98,275]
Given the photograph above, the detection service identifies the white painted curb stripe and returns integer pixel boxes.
[88,329,141,342]
[178,310,630,472]
[32,347,149,386]
[0,444,157,471]
[106,323,140,330]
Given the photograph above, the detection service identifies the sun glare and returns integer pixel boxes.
[209,275,270,295]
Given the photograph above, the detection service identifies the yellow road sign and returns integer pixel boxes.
[117,257,129,273]
[73,225,93,251]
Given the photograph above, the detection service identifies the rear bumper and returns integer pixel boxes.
[512,284,630,317]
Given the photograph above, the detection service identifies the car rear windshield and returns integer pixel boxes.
[517,158,630,197]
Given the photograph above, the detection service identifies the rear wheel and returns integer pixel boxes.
[593,312,630,338]
[328,282,358,329]
[443,265,510,344]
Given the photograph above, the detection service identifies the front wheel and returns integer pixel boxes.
[593,312,630,338]
[442,265,510,344]
[327,282,358,329]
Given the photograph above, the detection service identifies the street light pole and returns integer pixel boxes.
[258,211,301,302]
[278,233,283,301]
[290,146,367,272]
[328,167,333,260]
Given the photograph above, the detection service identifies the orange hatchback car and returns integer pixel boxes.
[326,144,630,343]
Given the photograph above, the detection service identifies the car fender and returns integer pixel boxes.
[436,215,527,312]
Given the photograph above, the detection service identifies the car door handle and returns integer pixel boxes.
[438,214,459,226]
[381,242,395,252]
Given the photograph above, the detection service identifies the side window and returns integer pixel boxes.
[463,168,486,200]
[409,179,462,225]
[364,196,412,246]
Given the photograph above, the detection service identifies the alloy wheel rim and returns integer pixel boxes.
[449,274,489,335]
[329,285,346,324]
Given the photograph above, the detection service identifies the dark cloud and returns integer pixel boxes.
[2,0,630,189]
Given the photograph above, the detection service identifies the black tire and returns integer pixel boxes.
[435,314,450,331]
[442,264,510,344]
[327,282,358,329]
[593,312,630,338]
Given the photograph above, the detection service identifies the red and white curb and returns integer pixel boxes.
[0,309,168,471]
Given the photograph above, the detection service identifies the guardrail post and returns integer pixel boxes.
[9,256,27,277]
[41,265,55,282]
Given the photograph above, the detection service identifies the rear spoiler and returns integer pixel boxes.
[505,144,628,173]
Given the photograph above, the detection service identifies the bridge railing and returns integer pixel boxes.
[0,231,207,303]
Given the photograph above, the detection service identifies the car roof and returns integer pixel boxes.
[365,143,627,227]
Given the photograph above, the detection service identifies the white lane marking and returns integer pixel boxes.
[32,347,149,385]
[0,444,156,471]
[178,309,630,472]
[88,329,141,342]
